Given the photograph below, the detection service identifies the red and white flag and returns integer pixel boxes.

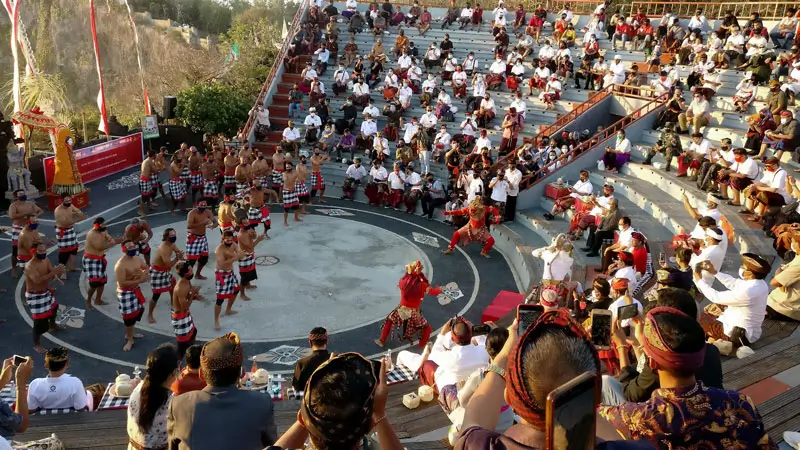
[89,0,110,135]
[2,0,21,117]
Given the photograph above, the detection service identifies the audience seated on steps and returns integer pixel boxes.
[767,238,800,323]
[601,288,723,406]
[694,254,771,359]
[128,344,180,450]
[0,356,32,439]
[27,348,88,413]
[545,169,594,220]
[599,306,776,448]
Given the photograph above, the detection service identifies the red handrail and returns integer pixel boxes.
[537,83,614,141]
[629,1,795,20]
[241,0,310,144]
[518,85,665,191]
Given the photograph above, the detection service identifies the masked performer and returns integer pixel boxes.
[442,197,501,258]
[375,260,442,349]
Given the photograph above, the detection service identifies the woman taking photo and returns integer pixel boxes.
[127,344,180,450]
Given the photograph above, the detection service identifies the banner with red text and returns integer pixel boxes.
[44,133,144,189]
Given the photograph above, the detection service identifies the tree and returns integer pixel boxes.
[175,82,252,137]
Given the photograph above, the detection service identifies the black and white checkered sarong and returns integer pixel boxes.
[117,287,145,319]
[149,265,175,294]
[215,269,239,299]
[25,289,56,319]
[239,252,256,272]
[81,254,108,284]
[248,206,270,224]
[55,227,78,253]
[236,182,249,199]
[190,171,204,189]
[203,180,219,199]
[171,310,196,342]
[311,172,325,190]
[180,166,190,181]
[223,174,236,187]
[139,176,154,197]
[186,234,209,260]
[272,170,284,187]
[295,180,309,198]
[11,224,23,246]
[169,179,187,201]
[282,187,299,209]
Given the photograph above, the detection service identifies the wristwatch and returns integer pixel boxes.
[485,363,506,380]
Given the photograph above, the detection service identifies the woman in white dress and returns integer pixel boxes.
[127,345,180,450]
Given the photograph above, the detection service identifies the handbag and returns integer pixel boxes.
[781,199,799,215]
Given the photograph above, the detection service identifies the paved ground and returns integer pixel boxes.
[0,198,518,383]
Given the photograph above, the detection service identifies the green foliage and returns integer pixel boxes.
[128,0,236,35]
[175,82,252,137]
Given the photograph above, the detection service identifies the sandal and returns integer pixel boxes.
[726,200,740,206]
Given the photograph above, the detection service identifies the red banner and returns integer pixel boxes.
[44,133,144,188]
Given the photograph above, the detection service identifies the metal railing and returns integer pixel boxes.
[348,0,600,13]
[536,83,614,141]
[629,1,796,20]
[241,0,309,145]
[516,84,665,191]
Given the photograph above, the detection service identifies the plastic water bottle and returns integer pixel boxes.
[384,350,394,371]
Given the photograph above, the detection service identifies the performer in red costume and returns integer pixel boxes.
[375,260,442,349]
[442,197,501,258]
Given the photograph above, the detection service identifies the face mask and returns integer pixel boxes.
[766,166,777,172]
[617,134,623,140]
[28,223,38,230]
[98,226,107,232]
[224,242,233,247]
[168,236,177,243]
[227,200,235,205]
[198,207,206,213]
[18,196,27,201]
[738,267,746,279]
[185,273,194,280]
[126,249,138,257]
[781,118,789,124]
[62,202,72,207]
[618,226,625,231]
[36,253,47,260]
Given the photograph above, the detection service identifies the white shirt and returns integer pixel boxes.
[490,177,509,203]
[430,332,490,392]
[702,72,720,92]
[422,79,437,93]
[609,61,626,84]
[334,69,349,84]
[384,73,399,88]
[28,374,88,411]
[689,207,721,237]
[510,63,525,77]
[360,119,377,136]
[467,177,485,203]
[689,243,726,285]
[408,172,423,191]
[472,78,486,97]
[539,45,555,60]
[461,7,473,18]
[617,226,635,248]
[444,57,457,72]
[534,67,551,80]
[694,273,769,342]
[463,56,477,71]
[0,436,11,450]
[733,157,759,179]
[421,112,438,129]
[608,296,644,328]
[434,131,451,148]
[345,0,357,10]
[399,86,413,103]
[425,47,441,60]
[571,179,593,198]
[489,60,506,74]
[282,127,300,141]
[590,194,613,216]
[492,7,507,22]
[370,166,388,181]
[460,119,478,137]
[402,122,419,143]
[689,98,711,116]
[474,136,492,153]
[480,98,496,115]
[345,164,367,181]
[759,169,790,202]
[725,33,745,51]
[531,247,574,281]
[452,71,467,86]
[437,92,452,105]
[407,65,423,82]
[510,98,527,119]
[353,83,370,96]
[650,77,673,96]
[315,48,330,63]
[398,54,412,69]
[304,114,322,128]
[614,137,632,153]
[689,139,711,157]
[303,68,318,80]
[363,105,380,118]
[688,15,707,30]
[505,168,522,196]
[388,171,407,189]
[613,266,639,290]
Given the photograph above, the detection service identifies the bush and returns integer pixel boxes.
[175,82,252,138]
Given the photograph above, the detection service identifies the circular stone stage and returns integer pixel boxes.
[10,201,520,375]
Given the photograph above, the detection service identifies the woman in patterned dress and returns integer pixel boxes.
[127,344,179,450]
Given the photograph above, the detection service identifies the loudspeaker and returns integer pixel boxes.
[163,96,177,120]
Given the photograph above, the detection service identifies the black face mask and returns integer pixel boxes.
[184,273,194,280]
[98,226,107,232]
[62,202,72,207]
[224,242,233,247]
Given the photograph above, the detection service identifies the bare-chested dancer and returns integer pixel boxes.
[123,218,153,266]
[186,200,216,280]
[178,143,191,189]
[83,217,123,309]
[237,219,267,300]
[172,261,202,355]
[247,180,271,238]
[201,154,219,208]
[214,230,245,330]
[115,240,149,351]
[217,195,238,237]
[24,242,66,353]
[296,155,311,214]
[147,228,184,324]
[8,189,43,278]
[213,146,226,191]
[188,146,204,202]
[310,149,330,203]
[234,155,251,200]
[252,152,279,204]
[154,146,169,200]
[17,218,44,270]
[54,195,86,278]
[139,149,159,215]
[168,154,188,214]
[271,149,286,199]
[223,149,239,195]
[282,162,302,226]
[239,145,253,163]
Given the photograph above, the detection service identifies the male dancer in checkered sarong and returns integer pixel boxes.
[139,149,159,216]
[248,179,271,238]
[185,200,217,281]
[168,154,189,214]
[53,195,86,279]
[83,217,122,310]
[296,155,312,215]
[188,146,204,203]
[172,261,202,356]
[223,149,239,196]
[177,142,191,189]
[201,155,220,209]
[214,230,245,330]
[25,242,67,353]
[234,154,251,200]
[237,219,267,301]
[8,189,44,278]
[147,228,184,324]
[271,150,286,200]
[115,240,150,351]
[123,218,154,266]
[310,149,330,203]
[282,162,303,226]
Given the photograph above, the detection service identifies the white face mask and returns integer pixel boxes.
[618,226,624,231]
[782,118,789,124]
[738,267,746,279]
